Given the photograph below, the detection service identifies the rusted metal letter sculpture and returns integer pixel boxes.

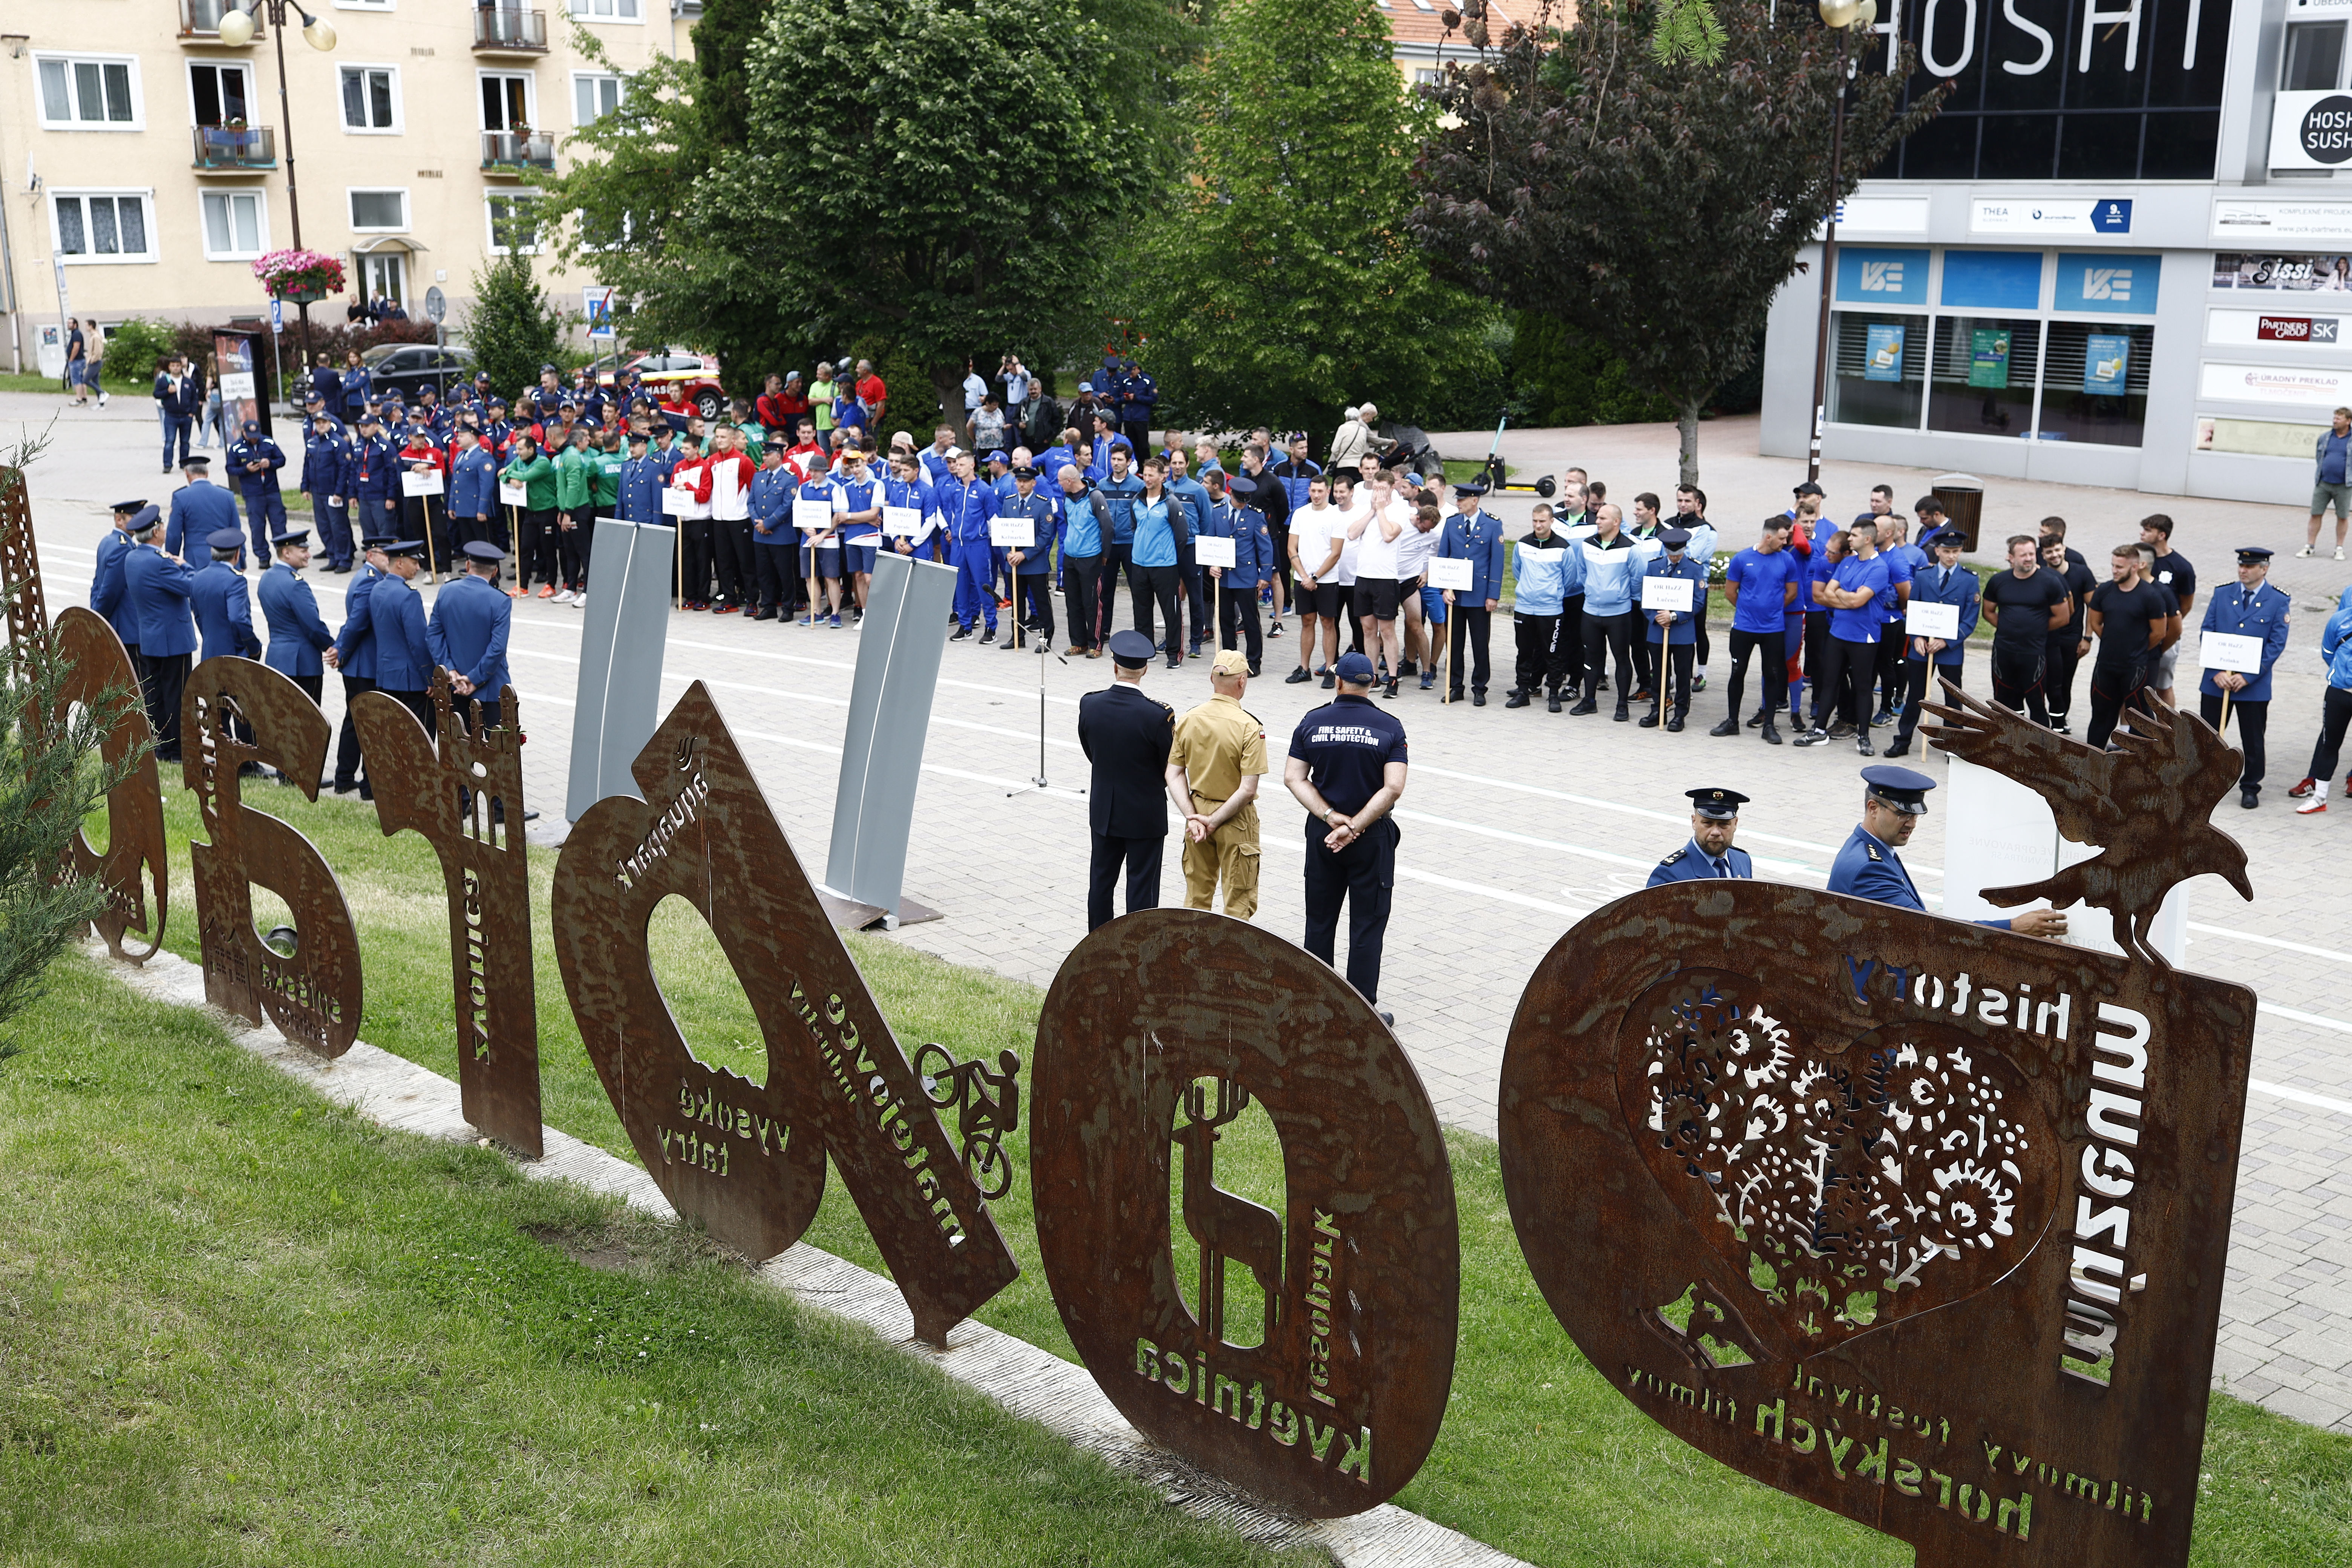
[184,656,364,1057]
[350,671,542,1156]
[1032,909,1459,1516]
[54,607,168,961]
[1499,709,2257,1566]
[552,681,1018,1346]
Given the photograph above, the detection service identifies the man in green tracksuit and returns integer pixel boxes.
[553,426,596,604]
[499,436,559,598]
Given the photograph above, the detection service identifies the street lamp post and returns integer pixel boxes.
[218,1,335,386]
[1805,0,1876,486]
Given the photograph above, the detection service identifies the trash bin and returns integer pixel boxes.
[1931,473,1985,554]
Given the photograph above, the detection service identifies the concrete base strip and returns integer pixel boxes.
[86,943,1530,1568]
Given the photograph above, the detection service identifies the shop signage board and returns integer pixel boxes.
[1835,248,1929,306]
[2207,310,2344,349]
[1971,198,2133,236]
[2198,361,2352,407]
[2213,199,2352,247]
[2267,90,2352,171]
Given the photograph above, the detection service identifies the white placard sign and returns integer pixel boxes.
[1905,600,1962,640]
[498,480,527,506]
[989,516,1034,548]
[1193,534,1236,570]
[1425,556,1474,593]
[2197,631,2266,675]
[401,468,444,498]
[793,498,835,531]
[1640,574,1694,614]
[883,504,921,537]
[219,371,256,400]
[660,487,686,516]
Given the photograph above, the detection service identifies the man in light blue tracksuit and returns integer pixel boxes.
[1505,506,1574,710]
[1565,502,1643,720]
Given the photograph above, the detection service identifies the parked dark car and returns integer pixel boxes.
[360,342,476,399]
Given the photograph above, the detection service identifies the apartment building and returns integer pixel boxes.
[0,0,700,378]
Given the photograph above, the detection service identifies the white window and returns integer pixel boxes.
[188,62,253,128]
[572,72,625,126]
[340,65,400,133]
[568,0,642,18]
[348,188,408,231]
[34,54,141,130]
[480,71,534,133]
[361,253,406,307]
[487,192,541,255]
[201,190,268,259]
[52,191,155,263]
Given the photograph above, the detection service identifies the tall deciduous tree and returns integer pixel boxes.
[1410,0,1939,483]
[1129,0,1494,445]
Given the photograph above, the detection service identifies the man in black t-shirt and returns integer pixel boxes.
[2139,513,2196,709]
[1978,535,2070,726]
[2083,545,2179,749]
[1284,650,1409,1021]
[2039,536,2098,735]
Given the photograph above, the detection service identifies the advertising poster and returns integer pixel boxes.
[2084,334,2130,395]
[214,330,262,436]
[1864,322,1906,381]
[2211,253,2352,291]
[1967,328,2011,389]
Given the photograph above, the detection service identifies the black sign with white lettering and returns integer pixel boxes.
[2302,94,2352,165]
[1874,0,2233,181]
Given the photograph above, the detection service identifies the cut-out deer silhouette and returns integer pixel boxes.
[1173,1078,1283,1346]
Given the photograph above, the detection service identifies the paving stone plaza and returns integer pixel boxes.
[21,395,2352,1436]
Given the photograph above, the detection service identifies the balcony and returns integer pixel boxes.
[193,124,277,172]
[472,7,548,52]
[179,0,262,40]
[481,130,554,174]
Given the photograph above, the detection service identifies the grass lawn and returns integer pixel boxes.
[41,782,2352,1566]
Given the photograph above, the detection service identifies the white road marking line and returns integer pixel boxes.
[2248,1078,2352,1118]
[2257,1001,2352,1035]
[2188,922,2352,966]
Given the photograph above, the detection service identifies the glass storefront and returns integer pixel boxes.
[2039,321,2152,447]
[1929,316,2041,439]
[1827,311,1923,429]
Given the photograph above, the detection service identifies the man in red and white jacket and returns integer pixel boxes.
[695,423,759,614]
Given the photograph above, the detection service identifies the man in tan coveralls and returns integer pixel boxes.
[1165,648,1266,919]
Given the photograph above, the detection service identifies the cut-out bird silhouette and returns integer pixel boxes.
[1924,680,2253,966]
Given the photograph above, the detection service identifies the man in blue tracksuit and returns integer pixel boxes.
[1436,481,1508,704]
[1566,503,1643,720]
[1640,527,1710,731]
[1161,449,1214,654]
[1090,447,1146,649]
[329,536,391,797]
[943,451,1000,641]
[748,444,798,620]
[1204,472,1271,674]
[191,527,262,663]
[1056,465,1105,656]
[1506,505,1573,710]
[301,412,356,573]
[997,464,1063,651]
[1118,360,1157,456]
[164,456,242,562]
[225,421,288,559]
[259,529,338,713]
[1885,527,1980,759]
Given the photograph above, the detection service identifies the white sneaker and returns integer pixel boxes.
[571,594,586,610]
[552,589,576,604]
[2297,795,2328,815]
[2300,545,2317,558]
[2338,547,2347,561]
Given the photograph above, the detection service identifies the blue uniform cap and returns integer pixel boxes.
[1108,629,1156,668]
[206,527,245,551]
[111,498,149,515]
[1224,474,1258,496]
[1927,527,1967,547]
[271,529,309,549]
[180,455,211,470]
[1687,787,1749,821]
[462,540,507,563]
[1658,526,1692,550]
[386,539,427,560]
[126,506,161,535]
[1334,650,1377,684]
[1862,764,1937,815]
[361,534,398,549]
[1455,480,1488,496]
[2236,546,2275,564]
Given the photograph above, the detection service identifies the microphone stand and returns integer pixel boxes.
[1006,626,1070,796]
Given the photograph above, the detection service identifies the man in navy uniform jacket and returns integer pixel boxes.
[119,508,198,762]
[1647,787,1754,886]
[1077,629,1176,930]
[191,527,262,663]
[259,529,337,709]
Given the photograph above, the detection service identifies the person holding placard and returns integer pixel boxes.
[831,443,885,625]
[1978,535,2070,727]
[795,460,848,629]
[748,444,799,622]
[996,464,1061,651]
[1639,527,1707,731]
[397,423,452,578]
[2196,547,2293,810]
[1436,481,1507,705]
[2083,544,2179,750]
[499,436,559,601]
[1883,527,1979,759]
[1201,473,1269,675]
[880,450,937,563]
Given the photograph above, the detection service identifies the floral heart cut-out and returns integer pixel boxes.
[1615,970,2058,1351]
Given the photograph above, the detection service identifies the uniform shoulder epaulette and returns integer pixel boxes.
[1660,847,1686,866]
[1866,842,1882,861]
[1156,699,1174,714]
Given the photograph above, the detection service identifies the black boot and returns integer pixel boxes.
[1505,690,1531,708]
[1547,691,1562,714]
[1709,717,1739,737]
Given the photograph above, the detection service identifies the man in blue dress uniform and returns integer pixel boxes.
[119,508,198,763]
[164,456,242,562]
[258,530,337,716]
[301,412,356,573]
[1827,766,2067,936]
[1646,787,1754,886]
[2196,546,2295,810]
[1885,527,1980,759]
[1435,480,1507,705]
[326,536,392,798]
[429,541,530,821]
[191,527,262,663]
[997,464,1063,651]
[447,424,502,557]
[1640,526,1709,730]
[225,420,289,559]
[748,443,799,621]
[349,413,403,550]
[617,430,663,526]
[1204,472,1271,674]
[91,499,152,660]
[360,539,440,735]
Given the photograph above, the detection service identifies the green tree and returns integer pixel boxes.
[1510,313,1678,429]
[545,0,1166,407]
[1126,0,1492,449]
[1410,0,1939,483]
[692,0,776,151]
[466,253,565,403]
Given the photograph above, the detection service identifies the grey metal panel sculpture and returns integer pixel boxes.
[565,519,677,821]
[824,551,956,917]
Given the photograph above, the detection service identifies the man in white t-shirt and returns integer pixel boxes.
[1394,476,1443,687]
[1329,470,1367,659]
[1286,474,1347,689]
[1348,472,1409,697]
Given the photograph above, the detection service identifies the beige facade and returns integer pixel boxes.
[0,0,698,376]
